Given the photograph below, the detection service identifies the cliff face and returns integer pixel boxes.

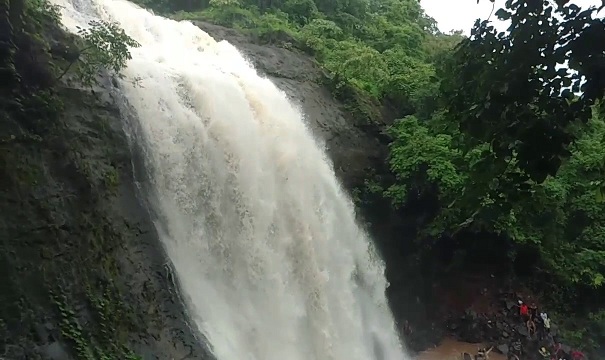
[0,12,212,357]
[0,81,213,359]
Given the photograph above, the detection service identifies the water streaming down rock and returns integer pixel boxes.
[52,1,410,359]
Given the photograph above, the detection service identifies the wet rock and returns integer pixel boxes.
[517,324,529,337]
[3,344,25,359]
[506,299,516,310]
[497,343,509,355]
[550,326,559,336]
[33,323,49,343]
[439,292,593,360]
[41,342,70,360]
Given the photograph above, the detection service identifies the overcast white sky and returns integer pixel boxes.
[419,0,603,34]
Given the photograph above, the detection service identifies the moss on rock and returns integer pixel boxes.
[1,3,211,360]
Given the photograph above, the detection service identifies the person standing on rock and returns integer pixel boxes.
[518,300,533,336]
[538,311,546,335]
[529,303,539,322]
[541,312,551,333]
[518,300,529,319]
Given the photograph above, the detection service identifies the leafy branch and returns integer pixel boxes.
[57,20,141,86]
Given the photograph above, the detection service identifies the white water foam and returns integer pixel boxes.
[51,1,410,359]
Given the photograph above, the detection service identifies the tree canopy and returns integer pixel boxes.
[446,0,605,183]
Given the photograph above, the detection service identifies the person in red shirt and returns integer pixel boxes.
[517,300,533,336]
[519,300,530,321]
[571,350,585,359]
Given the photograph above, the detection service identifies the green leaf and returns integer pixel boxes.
[494,8,511,20]
[596,186,605,203]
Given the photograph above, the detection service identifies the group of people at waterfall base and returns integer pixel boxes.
[516,300,584,360]
[463,299,586,360]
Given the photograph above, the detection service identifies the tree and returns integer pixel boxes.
[443,0,605,183]
[22,0,140,86]
[386,105,605,288]
[57,20,140,86]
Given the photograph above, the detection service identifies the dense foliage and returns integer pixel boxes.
[387,107,605,288]
[2,1,143,358]
[383,0,605,350]
[384,0,605,288]
[2,0,138,144]
[445,1,605,182]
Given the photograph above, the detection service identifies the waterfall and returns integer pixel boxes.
[51,1,409,359]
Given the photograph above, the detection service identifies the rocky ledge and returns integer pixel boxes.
[447,292,587,360]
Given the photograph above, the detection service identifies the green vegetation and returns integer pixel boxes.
[2,0,138,144]
[382,0,605,288]
[1,0,142,358]
[61,19,141,86]
[8,0,139,92]
[52,287,141,360]
[386,107,605,289]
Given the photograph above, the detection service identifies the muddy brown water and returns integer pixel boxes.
[416,338,507,360]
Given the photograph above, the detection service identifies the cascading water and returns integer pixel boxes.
[52,1,410,359]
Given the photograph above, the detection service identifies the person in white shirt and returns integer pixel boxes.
[544,316,551,330]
